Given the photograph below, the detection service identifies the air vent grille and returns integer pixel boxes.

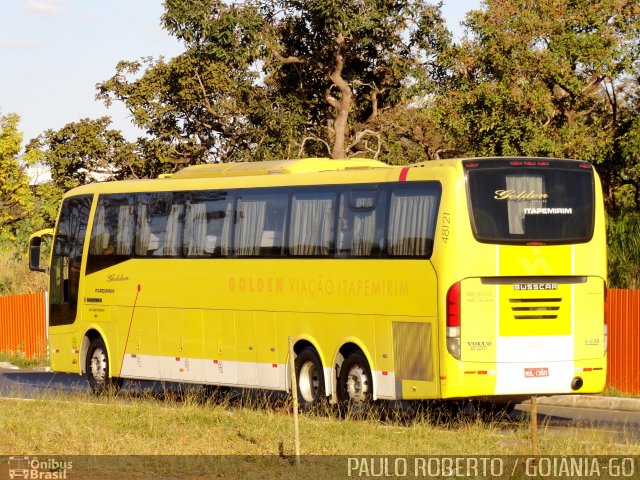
[509,298,562,320]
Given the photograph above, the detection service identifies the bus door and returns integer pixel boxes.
[48,195,93,372]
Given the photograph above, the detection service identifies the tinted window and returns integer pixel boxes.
[86,194,137,274]
[132,193,186,257]
[89,194,136,256]
[289,191,336,256]
[84,181,442,272]
[386,186,440,257]
[234,192,288,256]
[467,165,595,244]
[183,191,233,257]
[337,189,386,256]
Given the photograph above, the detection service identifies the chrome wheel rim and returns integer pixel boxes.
[345,364,370,402]
[90,347,108,385]
[298,360,320,403]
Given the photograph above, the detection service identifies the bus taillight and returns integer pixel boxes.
[446,282,461,360]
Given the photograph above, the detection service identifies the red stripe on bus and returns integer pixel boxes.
[399,167,410,182]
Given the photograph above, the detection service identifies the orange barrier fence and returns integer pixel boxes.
[607,289,640,395]
[0,292,47,359]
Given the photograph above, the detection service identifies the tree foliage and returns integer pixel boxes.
[26,117,144,190]
[607,213,640,288]
[96,0,451,166]
[0,113,34,239]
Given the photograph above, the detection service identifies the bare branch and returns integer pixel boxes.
[297,136,332,157]
[273,51,305,65]
[194,69,214,115]
[263,35,305,65]
[347,129,382,159]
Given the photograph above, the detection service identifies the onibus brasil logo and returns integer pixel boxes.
[8,457,72,479]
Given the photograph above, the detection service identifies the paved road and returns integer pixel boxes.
[2,366,640,437]
[0,366,187,399]
[515,402,640,443]
[0,367,87,397]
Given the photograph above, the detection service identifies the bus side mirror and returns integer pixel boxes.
[29,237,46,272]
[29,228,54,273]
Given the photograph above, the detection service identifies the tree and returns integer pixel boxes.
[607,212,640,288]
[254,0,451,160]
[432,0,640,213]
[96,0,452,166]
[26,117,144,190]
[0,113,34,239]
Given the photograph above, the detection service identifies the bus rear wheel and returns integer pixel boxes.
[295,347,325,409]
[86,337,122,395]
[338,351,372,404]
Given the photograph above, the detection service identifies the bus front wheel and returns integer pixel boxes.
[295,347,326,409]
[338,351,372,404]
[86,337,122,395]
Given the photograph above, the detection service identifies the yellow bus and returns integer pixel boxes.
[29,157,607,407]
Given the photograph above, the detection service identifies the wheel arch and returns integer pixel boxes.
[80,328,111,376]
[289,336,329,395]
[331,340,376,402]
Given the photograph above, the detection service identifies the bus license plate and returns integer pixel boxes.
[524,367,549,378]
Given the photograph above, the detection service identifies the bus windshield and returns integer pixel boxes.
[465,159,595,245]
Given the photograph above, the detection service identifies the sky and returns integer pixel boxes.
[0,0,481,150]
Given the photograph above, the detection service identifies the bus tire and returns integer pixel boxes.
[86,337,122,395]
[338,350,372,404]
[295,347,326,409]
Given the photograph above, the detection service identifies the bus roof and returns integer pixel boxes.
[167,158,390,179]
[61,157,593,198]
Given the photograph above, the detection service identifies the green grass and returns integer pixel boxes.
[1,389,638,456]
[1,389,638,478]
[0,351,48,369]
[601,387,640,398]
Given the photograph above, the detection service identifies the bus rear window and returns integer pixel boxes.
[466,163,595,244]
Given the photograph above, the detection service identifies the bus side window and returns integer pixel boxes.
[337,189,385,257]
[205,194,234,257]
[89,195,135,256]
[234,192,288,256]
[135,193,183,257]
[90,204,110,255]
[163,200,185,256]
[261,192,287,256]
[289,190,336,256]
[387,186,439,257]
[183,202,207,256]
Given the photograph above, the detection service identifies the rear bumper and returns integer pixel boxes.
[440,357,606,400]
